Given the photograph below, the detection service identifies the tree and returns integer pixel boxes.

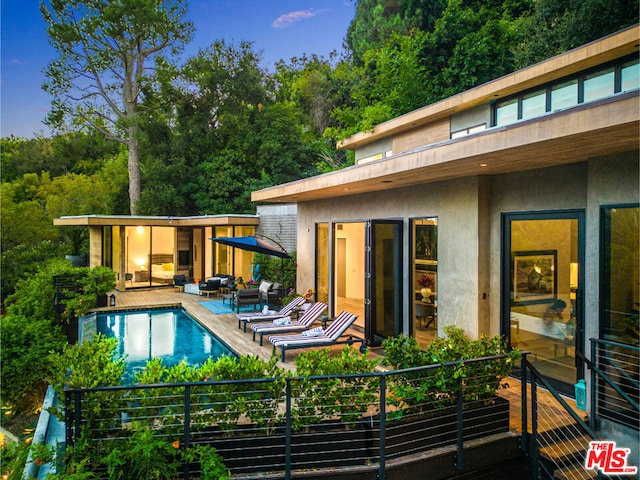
[41,0,194,215]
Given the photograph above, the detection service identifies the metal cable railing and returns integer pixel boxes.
[522,340,639,480]
[521,353,598,480]
[64,354,515,479]
[590,339,639,431]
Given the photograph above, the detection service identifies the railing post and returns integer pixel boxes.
[378,374,386,480]
[521,353,529,453]
[589,339,597,431]
[183,385,191,480]
[285,378,292,480]
[530,377,539,480]
[64,387,73,447]
[455,373,464,470]
[74,389,81,446]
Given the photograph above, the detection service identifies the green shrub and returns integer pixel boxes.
[47,334,126,425]
[0,314,66,413]
[1,440,31,480]
[292,346,380,430]
[382,327,520,416]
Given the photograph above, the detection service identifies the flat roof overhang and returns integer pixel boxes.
[53,214,260,227]
[339,26,640,150]
[252,93,639,204]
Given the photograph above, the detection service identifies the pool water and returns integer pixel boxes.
[81,307,236,378]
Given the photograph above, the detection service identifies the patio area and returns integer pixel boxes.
[102,287,581,436]
[106,287,376,372]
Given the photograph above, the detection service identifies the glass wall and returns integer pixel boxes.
[316,223,329,304]
[234,226,255,285]
[505,213,583,395]
[601,205,639,345]
[150,227,175,286]
[412,218,438,348]
[495,56,639,127]
[333,222,365,327]
[122,226,176,287]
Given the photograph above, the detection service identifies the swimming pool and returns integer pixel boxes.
[80,307,236,377]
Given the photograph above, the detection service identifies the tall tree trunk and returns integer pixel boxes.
[128,127,141,215]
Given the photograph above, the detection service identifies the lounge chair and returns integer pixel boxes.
[269,311,365,362]
[231,288,261,314]
[198,278,221,298]
[236,295,306,332]
[250,302,327,345]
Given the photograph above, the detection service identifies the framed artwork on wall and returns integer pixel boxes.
[512,250,557,305]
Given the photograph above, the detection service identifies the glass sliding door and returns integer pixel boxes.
[214,226,233,280]
[503,211,584,395]
[234,226,255,284]
[126,226,151,287]
[600,204,639,428]
[150,227,175,287]
[365,220,403,346]
[333,222,365,329]
[316,223,329,304]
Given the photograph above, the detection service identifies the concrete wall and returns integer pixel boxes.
[296,149,638,342]
[256,204,297,254]
[297,176,484,337]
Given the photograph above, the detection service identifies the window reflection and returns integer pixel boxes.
[602,206,639,345]
[412,218,438,348]
[496,98,518,125]
[522,90,546,119]
[551,80,578,111]
[584,68,615,102]
[621,59,640,92]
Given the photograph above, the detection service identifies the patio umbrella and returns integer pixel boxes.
[210,235,290,291]
[209,236,290,258]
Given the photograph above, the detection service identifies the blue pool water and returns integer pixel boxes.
[81,307,236,378]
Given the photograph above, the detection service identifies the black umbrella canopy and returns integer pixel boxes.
[209,236,290,259]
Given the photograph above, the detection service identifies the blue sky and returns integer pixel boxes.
[1,1,355,139]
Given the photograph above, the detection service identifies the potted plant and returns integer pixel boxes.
[417,273,435,300]
[91,266,117,307]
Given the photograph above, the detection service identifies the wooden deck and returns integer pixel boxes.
[108,287,375,372]
[103,287,579,434]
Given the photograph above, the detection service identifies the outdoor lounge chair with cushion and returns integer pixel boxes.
[232,288,261,313]
[198,278,221,298]
[237,295,306,331]
[269,311,365,362]
[250,302,327,345]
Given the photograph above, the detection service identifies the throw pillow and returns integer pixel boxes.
[259,280,273,294]
[302,327,324,337]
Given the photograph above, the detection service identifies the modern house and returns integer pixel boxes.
[252,26,639,452]
[53,214,260,290]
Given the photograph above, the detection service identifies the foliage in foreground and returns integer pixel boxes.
[382,326,521,416]
[1,260,116,414]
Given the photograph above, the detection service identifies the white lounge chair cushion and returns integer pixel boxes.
[302,326,324,337]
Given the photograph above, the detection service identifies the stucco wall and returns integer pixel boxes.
[584,151,639,350]
[297,176,484,337]
[489,151,639,336]
[297,149,638,342]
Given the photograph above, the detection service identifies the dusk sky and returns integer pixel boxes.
[1,1,355,139]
